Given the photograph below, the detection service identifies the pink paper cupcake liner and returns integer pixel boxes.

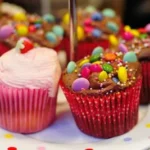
[0,42,10,56]
[140,61,150,104]
[61,78,142,138]
[0,83,57,133]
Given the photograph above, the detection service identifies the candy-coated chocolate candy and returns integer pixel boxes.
[72,78,90,91]
[138,28,146,33]
[67,61,77,73]
[52,25,64,37]
[79,59,90,67]
[145,23,150,32]
[140,33,148,39]
[98,71,108,82]
[0,25,14,39]
[112,77,119,83]
[43,14,55,23]
[118,66,128,83]
[104,53,117,61]
[102,63,113,73]
[102,8,116,18]
[16,25,28,36]
[107,22,119,33]
[92,29,102,38]
[92,12,103,21]
[85,6,96,13]
[124,25,131,32]
[90,54,100,63]
[109,35,118,46]
[81,63,91,69]
[122,32,134,41]
[84,18,92,26]
[123,51,137,62]
[92,46,104,56]
[28,25,36,32]
[118,43,128,53]
[45,32,57,43]
[90,64,102,72]
[63,13,69,24]
[93,61,102,65]
[35,23,42,29]
[81,67,91,78]
[85,26,93,33]
[77,26,84,41]
[130,29,139,37]
[13,13,27,21]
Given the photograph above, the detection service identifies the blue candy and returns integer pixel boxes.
[52,25,64,37]
[107,22,119,33]
[92,46,104,56]
[123,52,138,62]
[45,32,57,43]
[67,61,77,73]
[35,23,42,29]
[92,12,103,21]
[112,77,119,83]
[92,29,102,38]
[43,14,55,23]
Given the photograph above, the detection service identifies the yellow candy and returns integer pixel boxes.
[118,67,128,83]
[98,71,108,82]
[130,29,140,37]
[77,26,84,41]
[124,25,131,32]
[93,61,101,65]
[17,25,28,36]
[13,13,27,21]
[109,35,118,46]
[79,59,90,67]
[63,13,70,25]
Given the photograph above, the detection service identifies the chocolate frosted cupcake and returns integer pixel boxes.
[117,28,150,104]
[61,47,142,138]
[62,7,122,61]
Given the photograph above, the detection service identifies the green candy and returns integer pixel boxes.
[102,63,113,73]
[102,8,116,18]
[123,52,137,62]
[140,34,148,39]
[92,47,104,56]
[90,54,100,63]
[85,6,96,13]
[107,22,119,33]
[67,61,77,73]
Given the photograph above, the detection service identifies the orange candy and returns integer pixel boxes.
[104,53,117,61]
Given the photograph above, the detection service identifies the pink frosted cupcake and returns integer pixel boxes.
[0,38,61,133]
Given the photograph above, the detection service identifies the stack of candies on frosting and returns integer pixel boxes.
[62,6,123,61]
[61,46,142,138]
[115,23,150,104]
[0,7,64,56]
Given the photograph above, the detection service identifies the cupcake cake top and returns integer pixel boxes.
[0,38,61,96]
[62,7,121,41]
[62,46,141,95]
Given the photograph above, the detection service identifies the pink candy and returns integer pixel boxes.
[85,26,93,33]
[90,64,102,73]
[122,32,134,41]
[145,23,150,32]
[81,67,91,78]
[84,18,92,26]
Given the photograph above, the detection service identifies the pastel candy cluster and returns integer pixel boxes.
[66,46,138,92]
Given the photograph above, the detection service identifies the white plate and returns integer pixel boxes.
[0,88,150,150]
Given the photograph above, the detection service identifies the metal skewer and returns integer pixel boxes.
[68,0,77,61]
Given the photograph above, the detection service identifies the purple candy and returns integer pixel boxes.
[72,78,90,91]
[0,25,14,39]
[145,23,150,32]
[81,67,91,78]
[81,63,91,69]
[118,43,128,53]
[122,32,134,41]
[90,64,102,72]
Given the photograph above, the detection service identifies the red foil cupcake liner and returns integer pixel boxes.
[0,84,57,133]
[0,42,10,56]
[140,61,150,104]
[61,78,142,138]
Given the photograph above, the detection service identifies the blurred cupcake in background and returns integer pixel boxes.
[61,46,142,138]
[62,6,123,61]
[0,38,61,133]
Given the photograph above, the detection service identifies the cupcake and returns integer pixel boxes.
[117,27,150,104]
[62,7,122,61]
[61,47,142,138]
[0,38,61,133]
